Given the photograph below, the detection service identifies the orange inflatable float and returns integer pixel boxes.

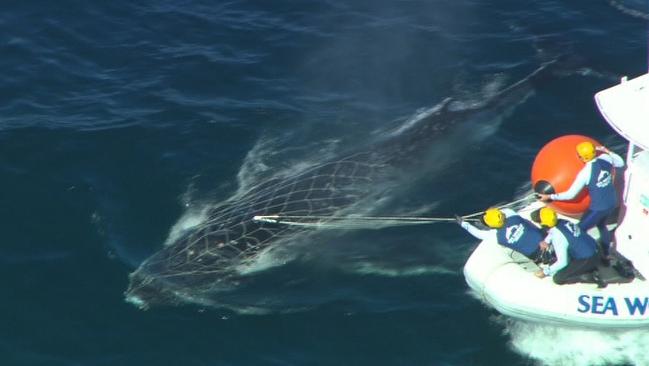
[531,135,602,217]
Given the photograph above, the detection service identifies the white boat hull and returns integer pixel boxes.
[463,72,649,329]
[464,237,649,328]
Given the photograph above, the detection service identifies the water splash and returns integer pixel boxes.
[498,316,649,366]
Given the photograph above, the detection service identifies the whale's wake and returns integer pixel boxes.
[499,316,649,366]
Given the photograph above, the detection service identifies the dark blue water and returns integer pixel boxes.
[1,1,648,365]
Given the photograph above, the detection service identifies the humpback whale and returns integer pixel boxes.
[125,62,556,310]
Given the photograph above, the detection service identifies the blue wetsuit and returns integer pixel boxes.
[495,215,544,257]
[550,151,624,255]
[460,209,544,259]
[543,219,598,285]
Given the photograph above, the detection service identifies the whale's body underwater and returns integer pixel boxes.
[125,64,554,310]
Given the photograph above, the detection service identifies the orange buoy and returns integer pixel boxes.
[531,135,602,217]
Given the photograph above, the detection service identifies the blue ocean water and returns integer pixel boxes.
[1,1,648,365]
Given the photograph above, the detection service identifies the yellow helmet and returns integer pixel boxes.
[539,207,558,228]
[576,141,596,162]
[483,208,505,228]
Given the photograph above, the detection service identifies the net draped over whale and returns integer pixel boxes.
[126,151,393,308]
[125,62,552,309]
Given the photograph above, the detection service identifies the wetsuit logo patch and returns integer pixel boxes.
[506,224,525,244]
[596,170,611,188]
[564,222,581,237]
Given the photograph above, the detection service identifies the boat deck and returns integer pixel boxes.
[508,248,638,286]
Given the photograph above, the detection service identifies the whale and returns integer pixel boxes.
[125,62,557,310]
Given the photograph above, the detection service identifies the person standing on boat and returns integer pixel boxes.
[537,141,624,259]
[533,207,600,285]
[457,207,546,261]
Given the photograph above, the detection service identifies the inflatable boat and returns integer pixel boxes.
[464,73,649,328]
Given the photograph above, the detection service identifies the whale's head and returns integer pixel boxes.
[124,220,273,309]
[125,269,179,310]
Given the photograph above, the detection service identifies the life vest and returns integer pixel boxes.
[496,215,544,256]
[554,219,597,260]
[587,157,617,211]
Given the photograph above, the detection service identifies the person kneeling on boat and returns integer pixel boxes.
[533,207,600,285]
[537,141,624,260]
[457,208,547,261]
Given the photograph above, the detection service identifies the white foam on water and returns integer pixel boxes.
[344,261,457,277]
[164,204,210,246]
[232,133,342,200]
[234,135,277,197]
[497,316,649,366]
[608,0,649,20]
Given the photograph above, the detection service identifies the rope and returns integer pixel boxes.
[253,214,480,228]
[460,193,537,219]
[253,193,537,229]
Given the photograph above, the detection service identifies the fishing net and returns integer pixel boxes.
[125,152,392,306]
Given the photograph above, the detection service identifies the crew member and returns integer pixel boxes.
[537,142,624,258]
[533,207,600,285]
[457,207,545,260]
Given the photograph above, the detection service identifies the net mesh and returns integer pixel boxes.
[127,151,392,299]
